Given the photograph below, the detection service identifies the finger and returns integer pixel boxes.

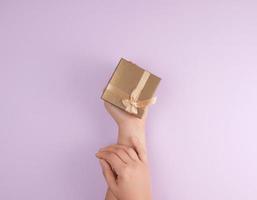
[103,101,113,112]
[131,137,148,162]
[99,159,117,192]
[142,106,149,120]
[126,146,140,161]
[104,101,123,116]
[100,144,139,162]
[96,151,126,175]
[99,145,132,164]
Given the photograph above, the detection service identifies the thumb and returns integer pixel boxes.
[99,159,117,192]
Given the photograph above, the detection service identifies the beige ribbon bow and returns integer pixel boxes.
[106,70,157,115]
[121,71,156,114]
[122,88,156,114]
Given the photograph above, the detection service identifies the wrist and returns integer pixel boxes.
[117,122,146,147]
[118,121,145,132]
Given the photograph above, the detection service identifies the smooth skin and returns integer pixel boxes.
[96,102,152,200]
[104,101,148,148]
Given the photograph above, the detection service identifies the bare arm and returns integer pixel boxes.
[103,102,148,200]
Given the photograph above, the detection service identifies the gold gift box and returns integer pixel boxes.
[101,58,161,118]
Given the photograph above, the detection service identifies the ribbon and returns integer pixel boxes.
[106,71,157,114]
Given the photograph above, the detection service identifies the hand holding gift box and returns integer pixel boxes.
[101,58,161,118]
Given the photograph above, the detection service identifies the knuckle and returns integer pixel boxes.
[104,152,113,160]
[108,153,116,159]
[127,147,135,154]
[116,149,123,155]
[120,166,131,178]
[122,146,129,151]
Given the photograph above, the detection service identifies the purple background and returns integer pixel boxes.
[1,1,257,199]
